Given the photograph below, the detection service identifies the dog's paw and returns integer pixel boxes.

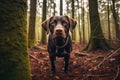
[64,70,70,74]
[51,69,56,74]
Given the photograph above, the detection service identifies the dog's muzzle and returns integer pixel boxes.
[53,24,66,39]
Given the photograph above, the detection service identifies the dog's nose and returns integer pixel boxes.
[56,29,62,34]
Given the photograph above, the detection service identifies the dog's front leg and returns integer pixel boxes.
[64,54,70,73]
[50,56,56,74]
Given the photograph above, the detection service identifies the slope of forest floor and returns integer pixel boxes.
[29,43,119,80]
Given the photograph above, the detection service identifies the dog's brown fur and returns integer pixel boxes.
[42,16,77,73]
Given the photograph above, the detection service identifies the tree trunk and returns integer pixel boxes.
[41,0,47,44]
[53,3,56,15]
[84,0,110,51]
[60,0,63,15]
[82,0,85,44]
[111,0,120,40]
[87,12,90,43]
[0,0,31,80]
[66,1,69,14]
[78,14,82,43]
[107,1,111,40]
[28,0,37,48]
[77,0,81,43]
[71,0,75,41]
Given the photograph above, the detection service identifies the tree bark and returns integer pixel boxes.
[28,0,37,48]
[0,0,31,80]
[82,0,85,43]
[107,1,111,40]
[41,0,47,44]
[60,0,63,15]
[84,0,110,51]
[53,2,56,15]
[111,0,120,40]
[71,0,75,41]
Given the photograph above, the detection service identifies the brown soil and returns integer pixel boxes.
[29,43,119,80]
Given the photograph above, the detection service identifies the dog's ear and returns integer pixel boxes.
[42,17,53,34]
[65,16,77,32]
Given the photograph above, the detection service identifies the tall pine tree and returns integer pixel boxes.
[28,0,37,48]
[41,0,47,44]
[84,0,110,51]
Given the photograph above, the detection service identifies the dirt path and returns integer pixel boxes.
[29,44,118,80]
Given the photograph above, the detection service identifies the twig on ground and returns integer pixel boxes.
[29,54,39,62]
[87,74,110,77]
[90,55,104,60]
[75,52,89,57]
[87,74,110,80]
[112,65,120,80]
[97,48,120,67]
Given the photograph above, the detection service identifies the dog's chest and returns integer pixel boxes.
[55,48,68,57]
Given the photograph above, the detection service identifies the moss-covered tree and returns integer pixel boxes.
[0,0,31,80]
[28,0,37,48]
[84,0,110,51]
[41,0,47,44]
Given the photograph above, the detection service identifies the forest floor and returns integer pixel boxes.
[29,43,120,80]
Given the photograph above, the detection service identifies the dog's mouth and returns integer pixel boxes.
[52,33,66,40]
[53,36,65,41]
[53,36,66,46]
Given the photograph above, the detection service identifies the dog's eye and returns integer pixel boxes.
[51,22,55,25]
[62,21,67,26]
[50,22,55,26]
[51,21,57,26]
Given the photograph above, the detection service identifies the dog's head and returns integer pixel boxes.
[42,16,77,39]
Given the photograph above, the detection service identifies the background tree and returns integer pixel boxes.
[65,0,71,16]
[107,1,111,40]
[76,0,82,43]
[71,0,75,41]
[71,0,74,19]
[28,0,37,48]
[52,0,56,15]
[47,0,56,16]
[60,0,63,15]
[111,0,120,40]
[81,0,85,44]
[41,0,47,44]
[35,0,120,49]
[0,0,31,80]
[84,0,110,51]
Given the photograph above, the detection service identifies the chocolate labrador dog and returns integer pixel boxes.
[42,16,77,73]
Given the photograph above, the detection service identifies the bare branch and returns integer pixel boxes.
[97,48,120,67]
[112,65,120,80]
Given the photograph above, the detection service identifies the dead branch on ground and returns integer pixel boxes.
[29,54,39,63]
[97,48,120,67]
[112,65,120,80]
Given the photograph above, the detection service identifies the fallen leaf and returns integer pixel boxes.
[55,76,60,80]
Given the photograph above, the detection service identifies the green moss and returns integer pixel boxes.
[28,39,36,48]
[0,0,31,80]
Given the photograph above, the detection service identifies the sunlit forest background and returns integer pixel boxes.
[28,0,120,49]
[0,0,120,80]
